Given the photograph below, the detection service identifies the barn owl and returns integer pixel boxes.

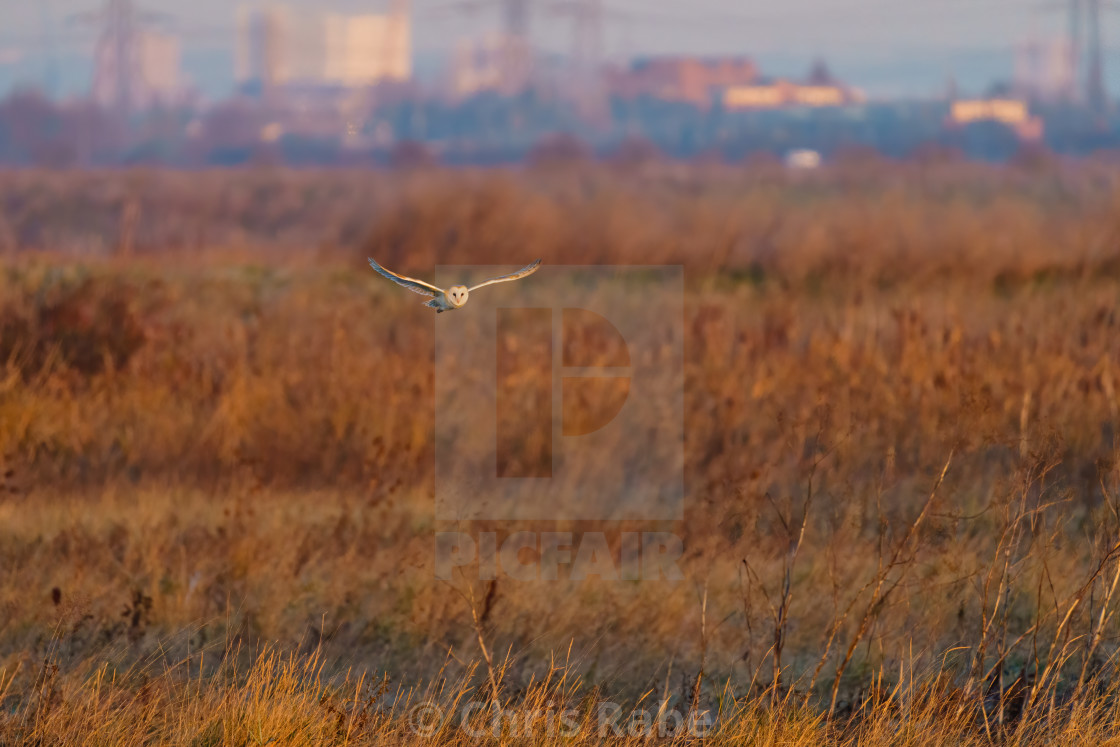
[368,257,542,312]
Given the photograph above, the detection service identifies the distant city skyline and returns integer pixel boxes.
[0,0,1114,99]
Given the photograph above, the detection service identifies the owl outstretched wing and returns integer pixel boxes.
[368,257,445,298]
[468,259,543,292]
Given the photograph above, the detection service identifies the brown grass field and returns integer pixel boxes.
[4,163,1120,744]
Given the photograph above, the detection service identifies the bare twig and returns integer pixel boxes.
[826,451,953,714]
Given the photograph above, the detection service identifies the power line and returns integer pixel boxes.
[1040,0,1112,111]
[604,0,1030,26]
[39,0,59,97]
[431,0,535,90]
[1086,0,1106,109]
[68,0,173,112]
[1068,0,1083,104]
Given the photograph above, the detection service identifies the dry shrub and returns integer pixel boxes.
[0,270,147,378]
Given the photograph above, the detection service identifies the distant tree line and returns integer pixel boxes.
[2,88,1120,168]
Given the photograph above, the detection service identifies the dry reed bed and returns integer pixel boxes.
[9,646,1120,745]
[2,168,1120,743]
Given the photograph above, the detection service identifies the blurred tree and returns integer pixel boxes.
[1010,143,1058,172]
[387,139,436,170]
[831,143,886,168]
[0,91,60,165]
[527,132,591,170]
[196,101,264,157]
[908,141,966,166]
[604,135,662,171]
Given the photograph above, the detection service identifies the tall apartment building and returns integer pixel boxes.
[325,13,410,86]
[236,4,411,90]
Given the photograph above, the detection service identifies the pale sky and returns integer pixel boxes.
[0,0,1105,97]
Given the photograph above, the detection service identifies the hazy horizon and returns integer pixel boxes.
[0,0,1112,100]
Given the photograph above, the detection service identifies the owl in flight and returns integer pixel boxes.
[368,257,542,313]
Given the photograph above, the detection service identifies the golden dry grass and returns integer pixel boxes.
[3,165,1120,744]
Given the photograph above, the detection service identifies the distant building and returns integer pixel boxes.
[236,4,411,91]
[285,10,330,84]
[136,31,181,103]
[724,81,863,109]
[324,13,410,86]
[950,98,1029,125]
[607,57,758,108]
[722,62,863,110]
[722,81,864,109]
[785,149,822,169]
[236,5,291,90]
[947,98,1044,140]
